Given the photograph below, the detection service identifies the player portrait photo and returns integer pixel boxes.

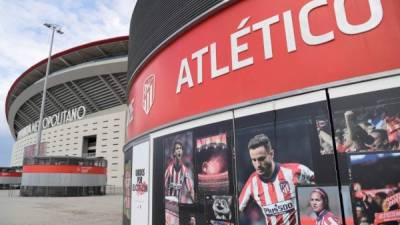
[237,133,315,225]
[163,131,194,225]
[296,186,343,225]
[164,131,195,204]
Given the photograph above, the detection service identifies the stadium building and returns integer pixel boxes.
[124,1,400,225]
[6,36,129,187]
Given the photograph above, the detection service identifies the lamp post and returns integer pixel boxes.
[35,23,63,157]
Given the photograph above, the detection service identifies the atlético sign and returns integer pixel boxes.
[127,0,400,139]
[176,0,383,93]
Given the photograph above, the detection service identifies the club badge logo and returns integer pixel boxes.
[279,181,290,195]
[142,74,155,115]
[127,98,134,125]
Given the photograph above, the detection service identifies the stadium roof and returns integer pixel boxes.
[6,36,129,139]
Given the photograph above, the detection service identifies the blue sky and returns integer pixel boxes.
[0,0,136,166]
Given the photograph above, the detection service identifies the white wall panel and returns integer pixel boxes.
[12,105,126,187]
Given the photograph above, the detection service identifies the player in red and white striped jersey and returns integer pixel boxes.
[164,140,194,203]
[315,210,341,225]
[310,188,342,225]
[239,134,314,225]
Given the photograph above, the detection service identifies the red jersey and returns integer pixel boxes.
[164,163,194,203]
[316,210,342,225]
[239,163,315,225]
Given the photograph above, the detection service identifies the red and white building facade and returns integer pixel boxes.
[124,1,400,225]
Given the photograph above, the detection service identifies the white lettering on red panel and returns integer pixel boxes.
[176,0,383,94]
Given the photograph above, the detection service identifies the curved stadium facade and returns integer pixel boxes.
[6,36,129,187]
[123,1,400,225]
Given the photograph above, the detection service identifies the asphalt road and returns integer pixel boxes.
[0,190,122,225]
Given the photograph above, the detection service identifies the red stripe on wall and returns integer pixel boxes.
[0,172,22,177]
[23,165,106,174]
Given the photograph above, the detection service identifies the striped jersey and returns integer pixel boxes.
[239,163,314,225]
[164,162,194,203]
[316,210,342,225]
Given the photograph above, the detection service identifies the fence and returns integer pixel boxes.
[105,185,123,195]
[6,185,122,197]
[7,184,20,197]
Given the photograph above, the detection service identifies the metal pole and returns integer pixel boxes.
[35,24,62,157]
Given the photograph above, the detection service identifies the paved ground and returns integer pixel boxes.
[0,190,122,225]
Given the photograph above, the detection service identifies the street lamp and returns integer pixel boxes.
[35,23,63,157]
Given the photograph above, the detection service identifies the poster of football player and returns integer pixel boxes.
[195,133,230,196]
[296,186,344,225]
[205,195,234,224]
[236,133,315,225]
[234,100,339,225]
[164,131,195,204]
[348,152,400,225]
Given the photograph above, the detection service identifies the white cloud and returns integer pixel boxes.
[0,0,136,67]
[0,0,136,163]
[0,75,16,136]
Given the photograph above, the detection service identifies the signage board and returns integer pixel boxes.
[131,141,150,225]
[127,0,400,140]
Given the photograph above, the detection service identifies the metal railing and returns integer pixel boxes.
[19,185,106,197]
[7,185,123,197]
[7,184,20,197]
[105,185,123,195]
[82,153,97,158]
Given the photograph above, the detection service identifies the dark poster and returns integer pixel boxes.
[123,147,132,225]
[195,133,230,195]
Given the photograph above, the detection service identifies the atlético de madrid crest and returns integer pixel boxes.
[279,181,290,195]
[142,74,155,115]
